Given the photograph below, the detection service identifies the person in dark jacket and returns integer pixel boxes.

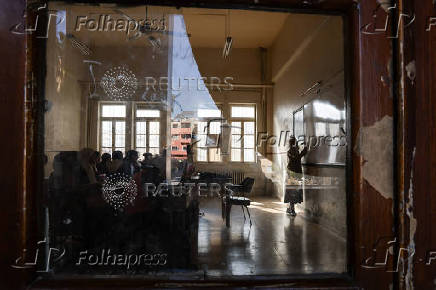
[108,151,123,173]
[96,153,111,175]
[129,153,164,216]
[122,150,141,177]
[134,154,164,194]
[79,148,98,185]
[285,136,308,216]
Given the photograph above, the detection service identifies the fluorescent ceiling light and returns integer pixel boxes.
[222,36,233,59]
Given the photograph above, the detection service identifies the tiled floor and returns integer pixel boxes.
[197,197,347,277]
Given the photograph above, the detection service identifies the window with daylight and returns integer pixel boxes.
[100,104,126,154]
[135,107,161,156]
[196,108,222,162]
[230,105,256,162]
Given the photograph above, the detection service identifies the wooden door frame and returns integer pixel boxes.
[395,0,436,289]
[2,0,428,288]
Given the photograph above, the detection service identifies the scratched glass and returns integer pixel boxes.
[37,2,348,279]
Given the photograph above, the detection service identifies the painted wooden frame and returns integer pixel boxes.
[2,0,433,288]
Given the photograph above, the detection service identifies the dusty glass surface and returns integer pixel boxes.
[41,2,347,278]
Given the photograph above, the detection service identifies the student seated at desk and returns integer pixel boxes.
[108,150,123,173]
[126,154,164,215]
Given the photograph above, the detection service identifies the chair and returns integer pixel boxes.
[224,178,255,227]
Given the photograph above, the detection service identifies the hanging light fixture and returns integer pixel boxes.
[66,33,92,56]
[222,10,232,58]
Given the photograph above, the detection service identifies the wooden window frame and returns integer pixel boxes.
[134,104,161,156]
[195,106,223,163]
[99,102,127,154]
[229,103,257,163]
[3,0,414,289]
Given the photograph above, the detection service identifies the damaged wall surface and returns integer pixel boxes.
[355,115,393,200]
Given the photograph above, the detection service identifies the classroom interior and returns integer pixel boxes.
[43,3,348,277]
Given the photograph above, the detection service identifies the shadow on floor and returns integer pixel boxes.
[197,196,347,277]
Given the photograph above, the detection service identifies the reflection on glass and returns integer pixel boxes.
[171,15,219,117]
[55,10,66,43]
[302,98,346,165]
[41,2,347,279]
[312,100,341,120]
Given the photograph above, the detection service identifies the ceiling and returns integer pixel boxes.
[65,5,289,49]
[181,8,288,48]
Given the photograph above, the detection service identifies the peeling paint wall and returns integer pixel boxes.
[405,60,416,85]
[269,15,346,237]
[405,147,416,290]
[355,115,394,199]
